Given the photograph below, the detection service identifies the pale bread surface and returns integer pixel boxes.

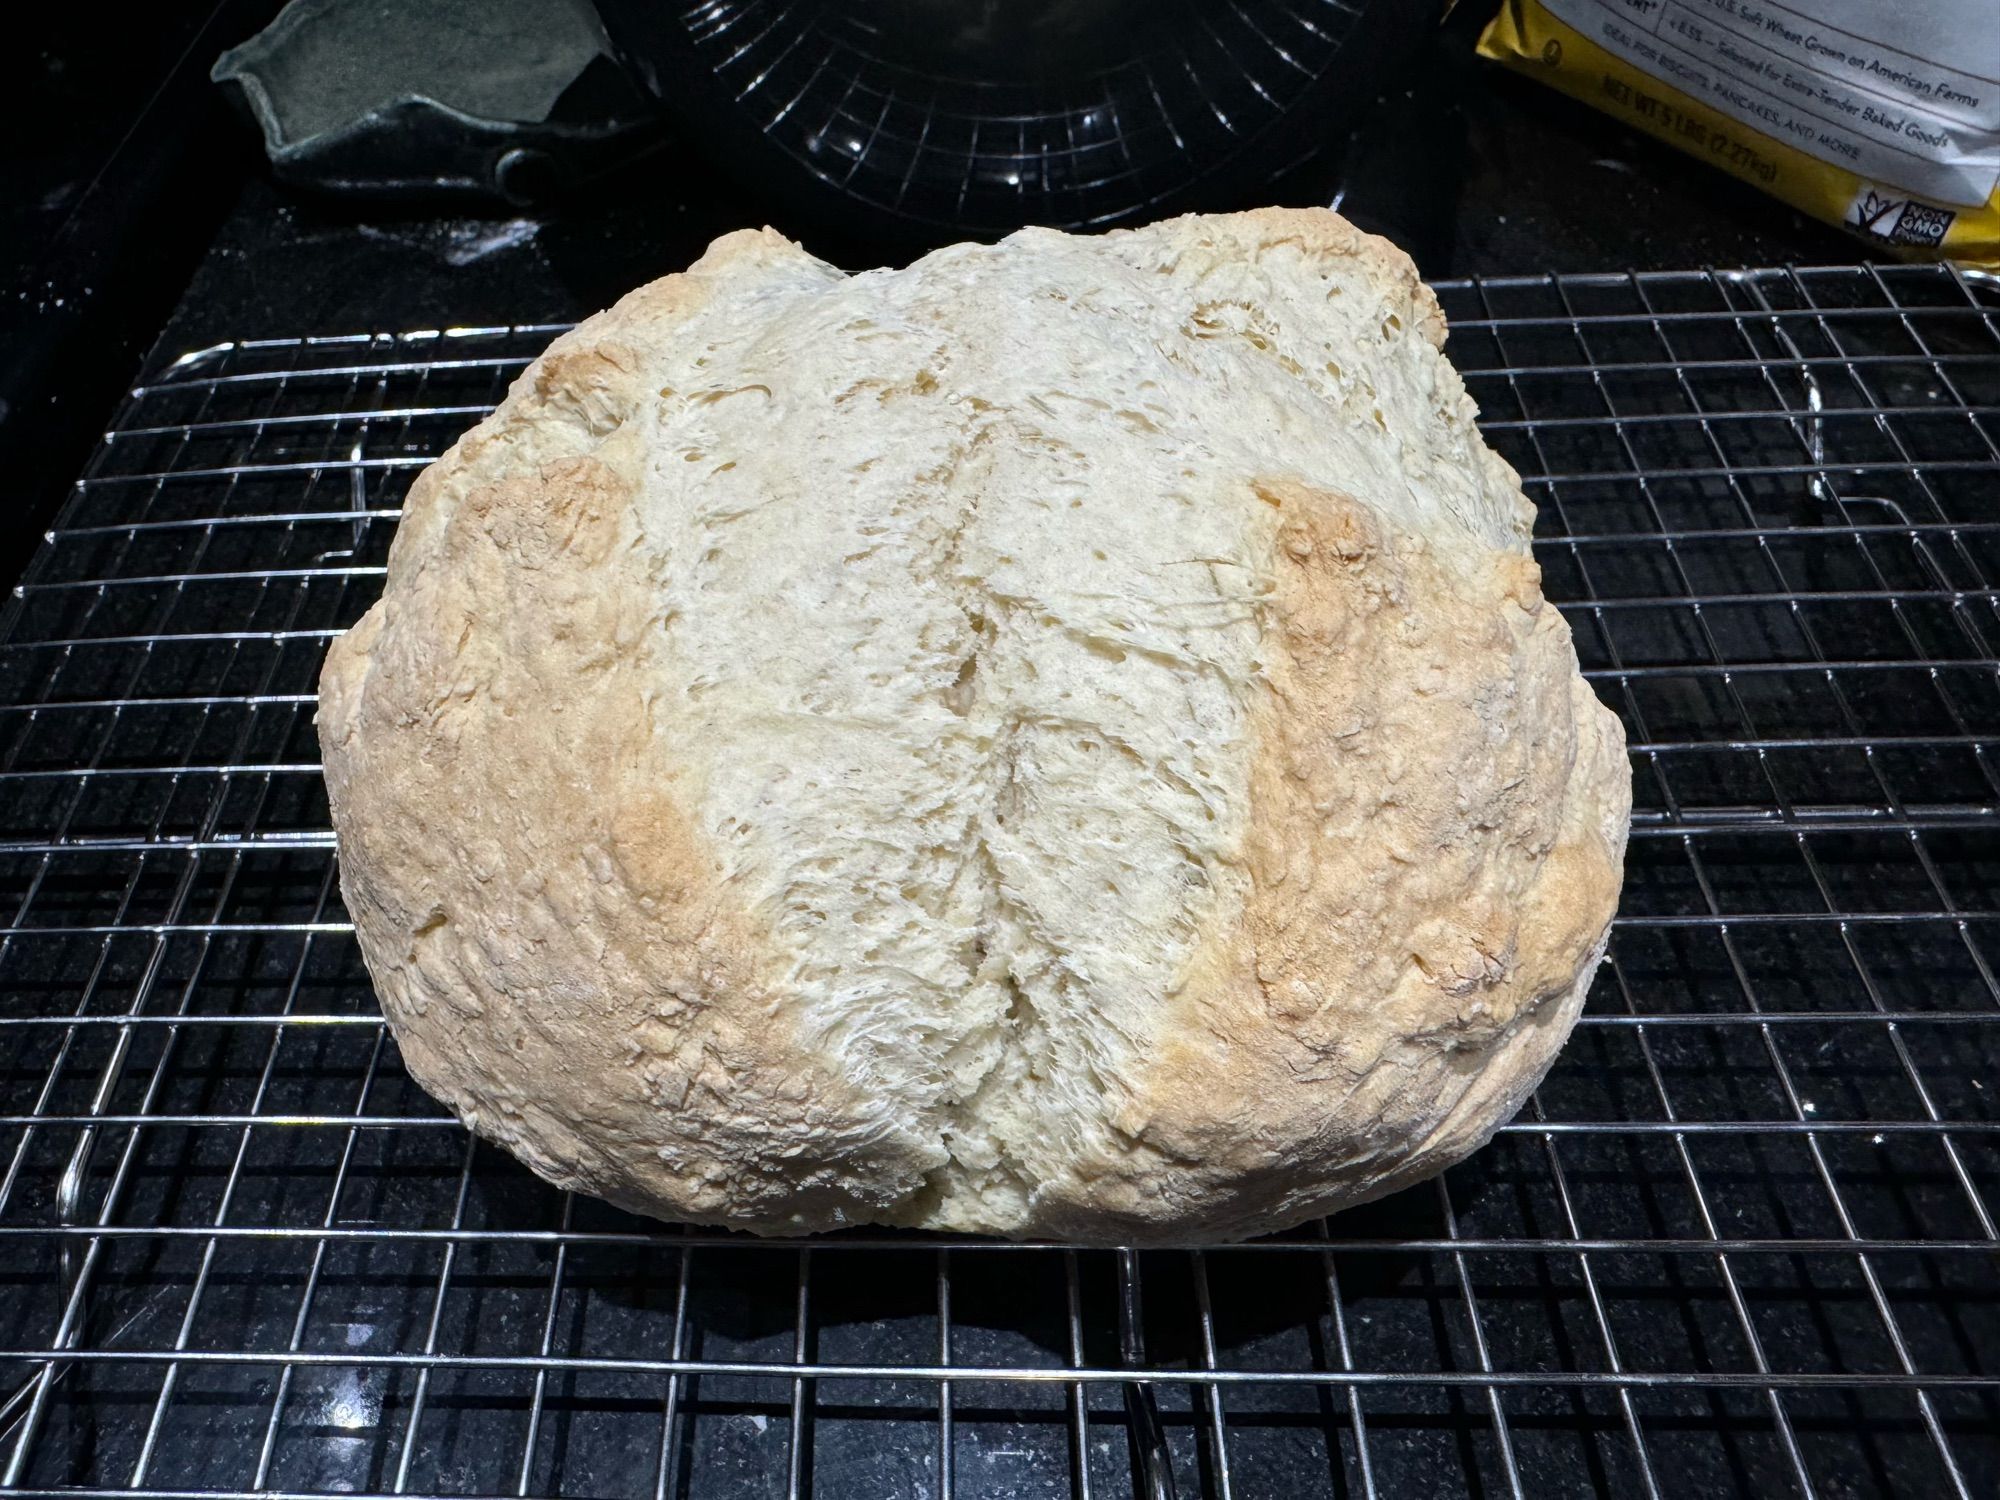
[318,209,1630,1243]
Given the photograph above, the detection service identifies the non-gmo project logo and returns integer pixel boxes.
[1847,184,1957,249]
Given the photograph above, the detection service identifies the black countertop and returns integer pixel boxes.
[6,3,1865,585]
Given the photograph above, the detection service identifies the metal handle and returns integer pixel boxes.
[1116,1248,1177,1500]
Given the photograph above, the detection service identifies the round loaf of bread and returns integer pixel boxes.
[319,208,1630,1244]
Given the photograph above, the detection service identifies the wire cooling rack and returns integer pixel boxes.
[0,264,1997,1500]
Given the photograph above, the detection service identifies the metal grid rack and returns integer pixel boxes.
[0,264,1996,1500]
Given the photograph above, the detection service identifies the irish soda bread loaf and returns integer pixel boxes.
[319,209,1629,1244]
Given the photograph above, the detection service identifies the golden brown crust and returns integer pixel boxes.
[1025,480,1628,1242]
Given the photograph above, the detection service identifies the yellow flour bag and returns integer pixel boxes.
[1478,0,2000,266]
